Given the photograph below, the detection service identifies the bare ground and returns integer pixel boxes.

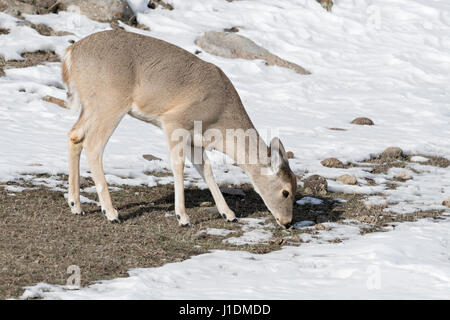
[0,173,445,299]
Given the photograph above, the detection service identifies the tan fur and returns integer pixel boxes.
[63,30,296,227]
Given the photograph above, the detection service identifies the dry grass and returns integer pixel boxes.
[0,174,444,299]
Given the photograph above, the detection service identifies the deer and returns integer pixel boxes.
[62,29,297,228]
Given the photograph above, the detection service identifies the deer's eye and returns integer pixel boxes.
[282,190,289,198]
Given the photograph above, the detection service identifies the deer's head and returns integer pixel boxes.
[251,138,297,228]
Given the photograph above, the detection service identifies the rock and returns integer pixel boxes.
[0,0,134,22]
[286,151,294,159]
[351,117,374,125]
[142,154,162,162]
[336,174,357,185]
[320,157,344,168]
[199,201,213,207]
[195,31,310,75]
[303,175,328,196]
[59,0,134,22]
[0,0,38,16]
[381,147,404,160]
[315,223,331,231]
[224,26,239,33]
[147,0,174,10]
[316,0,333,12]
[395,171,412,181]
[328,127,347,131]
[441,198,450,208]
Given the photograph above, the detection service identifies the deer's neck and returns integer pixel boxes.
[211,118,270,180]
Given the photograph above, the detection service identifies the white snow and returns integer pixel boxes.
[410,156,429,162]
[0,0,449,299]
[223,218,274,245]
[296,196,324,205]
[206,228,235,237]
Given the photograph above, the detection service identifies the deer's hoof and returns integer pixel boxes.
[110,218,122,224]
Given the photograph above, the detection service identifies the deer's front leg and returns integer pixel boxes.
[189,146,236,222]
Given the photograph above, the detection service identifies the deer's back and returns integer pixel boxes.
[66,30,244,128]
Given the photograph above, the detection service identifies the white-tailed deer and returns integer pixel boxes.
[62,30,296,228]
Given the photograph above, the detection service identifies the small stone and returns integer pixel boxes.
[199,201,213,207]
[336,174,357,185]
[143,154,162,162]
[286,151,294,159]
[315,223,331,231]
[395,171,412,181]
[320,157,344,168]
[316,0,333,12]
[351,117,374,125]
[223,26,239,33]
[29,163,43,167]
[381,147,404,160]
[328,127,347,131]
[442,198,450,208]
[303,175,328,196]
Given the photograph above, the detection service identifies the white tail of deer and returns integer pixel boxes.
[62,30,296,228]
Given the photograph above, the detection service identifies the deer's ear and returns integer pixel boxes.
[269,137,289,174]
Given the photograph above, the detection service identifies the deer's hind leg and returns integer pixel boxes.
[67,110,86,215]
[71,97,129,223]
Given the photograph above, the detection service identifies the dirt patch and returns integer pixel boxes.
[0,178,276,299]
[0,50,60,76]
[408,154,450,168]
[0,175,445,299]
[27,21,73,37]
[0,27,9,34]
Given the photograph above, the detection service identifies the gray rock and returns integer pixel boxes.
[320,157,344,168]
[0,0,37,16]
[59,0,134,22]
[316,0,333,12]
[351,117,374,125]
[337,174,357,185]
[0,0,134,22]
[195,31,310,75]
[147,0,174,11]
[381,147,404,160]
[142,154,162,162]
[395,171,412,181]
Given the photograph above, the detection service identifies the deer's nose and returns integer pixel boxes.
[282,221,292,229]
